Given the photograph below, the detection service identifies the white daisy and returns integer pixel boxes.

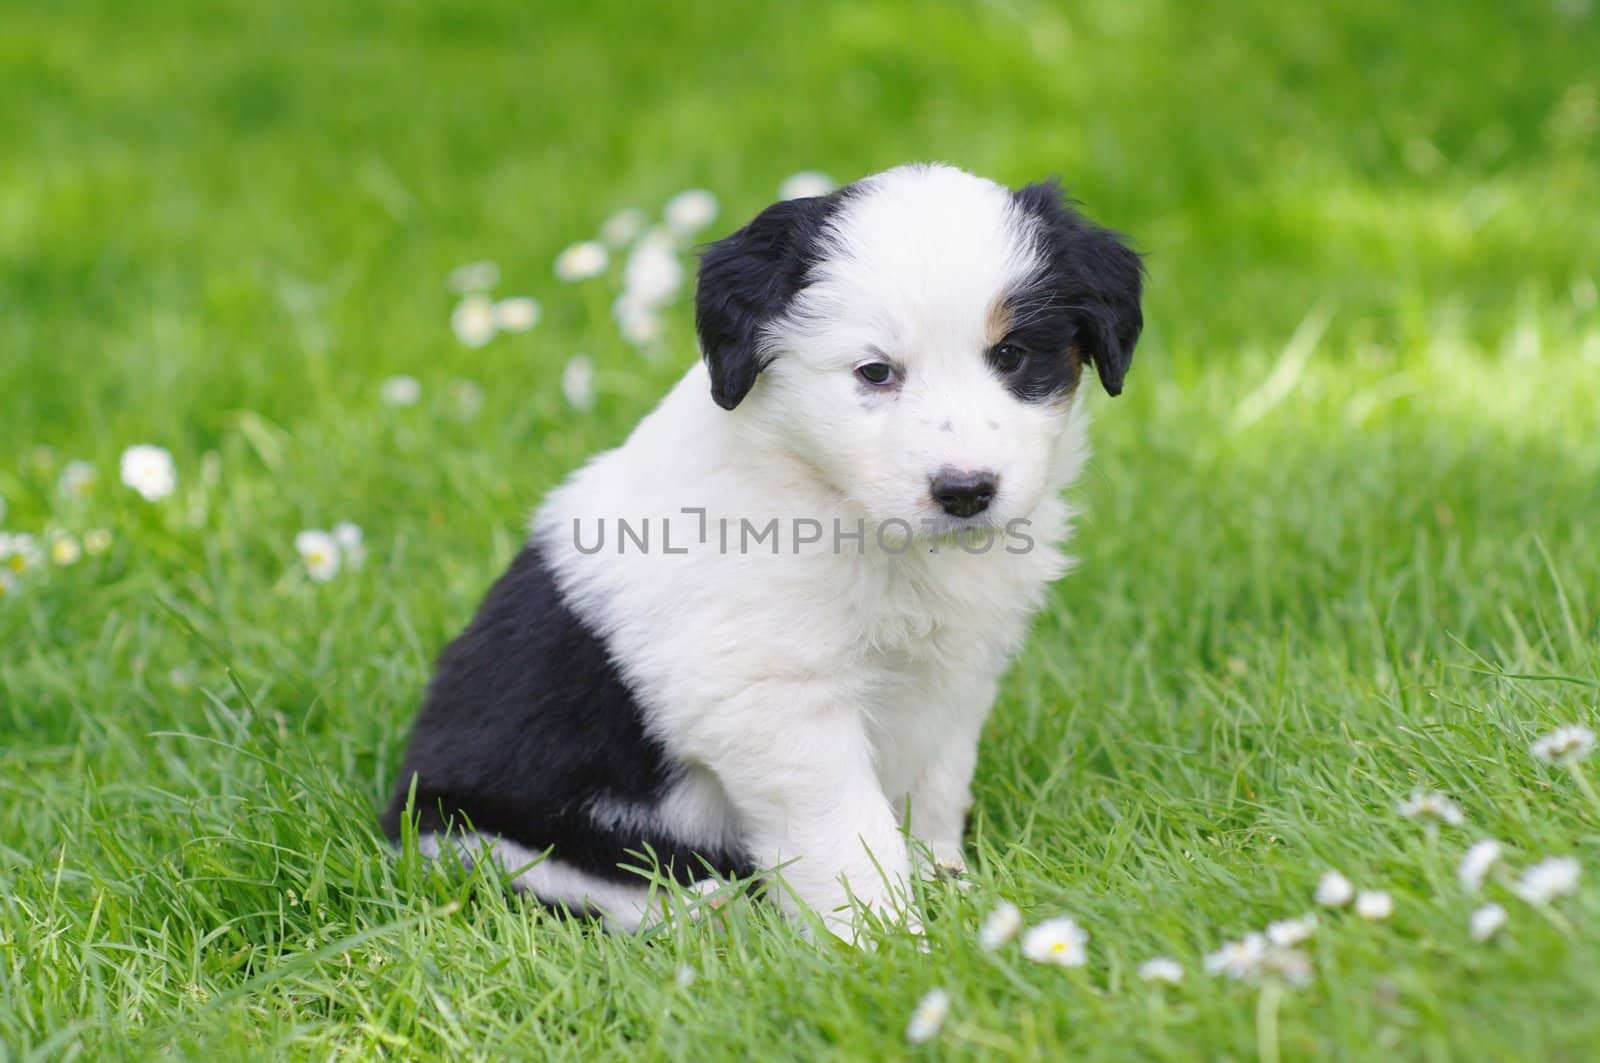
[1470,902,1507,942]
[664,188,718,236]
[904,987,951,1045]
[1513,856,1581,904]
[554,240,609,282]
[58,460,98,500]
[1355,890,1393,921]
[1314,870,1354,907]
[1205,934,1310,986]
[600,207,647,247]
[448,260,500,294]
[1137,957,1184,985]
[1266,914,1317,947]
[1398,790,1465,827]
[779,171,836,200]
[1020,916,1088,967]
[977,901,1022,950]
[562,355,596,412]
[451,295,497,347]
[2,533,41,574]
[1205,933,1266,979]
[1262,947,1314,987]
[120,444,177,502]
[83,528,112,556]
[50,535,81,567]
[622,232,685,307]
[380,376,422,407]
[1531,725,1596,765]
[332,522,365,569]
[1458,839,1502,893]
[295,530,341,583]
[492,296,541,333]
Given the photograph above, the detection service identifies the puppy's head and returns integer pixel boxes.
[695,164,1143,531]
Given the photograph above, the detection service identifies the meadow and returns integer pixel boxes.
[2,0,1599,1058]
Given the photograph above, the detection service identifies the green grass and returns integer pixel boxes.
[3,0,1600,1057]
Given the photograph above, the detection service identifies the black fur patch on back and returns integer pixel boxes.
[382,545,750,885]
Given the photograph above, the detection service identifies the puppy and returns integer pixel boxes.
[382,163,1143,939]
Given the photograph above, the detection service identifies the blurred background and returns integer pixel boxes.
[3,0,1600,1056]
[4,0,1597,453]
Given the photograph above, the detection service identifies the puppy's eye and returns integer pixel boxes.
[992,343,1028,373]
[856,362,897,387]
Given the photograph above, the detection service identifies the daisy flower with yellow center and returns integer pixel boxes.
[492,296,540,334]
[451,295,497,348]
[295,530,341,583]
[554,241,609,282]
[2,533,41,574]
[1020,916,1088,967]
[50,535,81,567]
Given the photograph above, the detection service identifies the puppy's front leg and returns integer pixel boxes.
[697,688,914,942]
[906,719,984,881]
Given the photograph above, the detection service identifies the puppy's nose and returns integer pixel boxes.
[930,469,998,518]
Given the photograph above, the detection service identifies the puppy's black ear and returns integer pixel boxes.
[1013,180,1144,396]
[695,193,843,410]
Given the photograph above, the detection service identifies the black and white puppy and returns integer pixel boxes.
[382,163,1143,940]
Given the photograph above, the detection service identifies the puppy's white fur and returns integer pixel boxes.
[510,165,1094,937]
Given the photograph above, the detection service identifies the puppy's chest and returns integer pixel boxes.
[845,549,1051,668]
[860,615,1007,795]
